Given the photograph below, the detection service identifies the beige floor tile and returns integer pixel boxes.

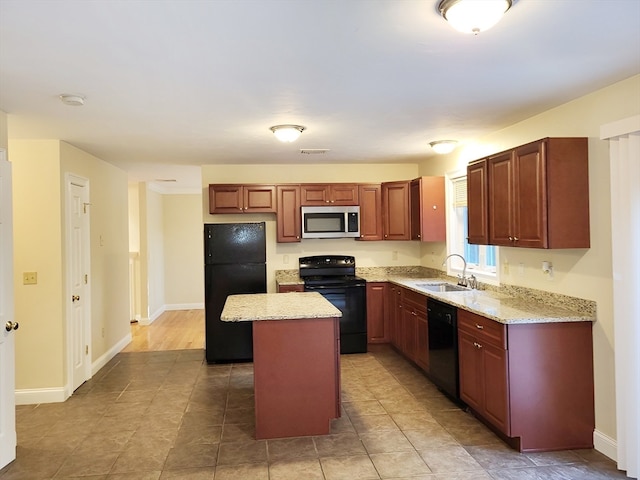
[359,430,415,454]
[343,400,387,417]
[164,443,219,470]
[370,450,432,478]
[213,462,269,480]
[350,413,400,433]
[268,458,324,480]
[314,432,367,457]
[217,440,267,466]
[320,454,380,480]
[266,436,318,462]
[159,468,215,479]
[403,426,459,450]
[419,445,484,474]
[390,410,438,430]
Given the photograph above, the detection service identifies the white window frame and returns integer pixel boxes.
[445,169,500,286]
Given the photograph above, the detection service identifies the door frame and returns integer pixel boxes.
[64,173,91,396]
[0,149,16,469]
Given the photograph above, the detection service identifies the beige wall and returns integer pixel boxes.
[9,139,130,394]
[0,111,7,150]
[10,140,64,389]
[163,193,204,307]
[145,187,165,320]
[419,74,640,445]
[201,164,422,291]
[59,141,130,359]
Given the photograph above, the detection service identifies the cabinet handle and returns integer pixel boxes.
[508,236,513,241]
[513,236,519,241]
[474,342,483,349]
[412,311,417,316]
[475,324,484,330]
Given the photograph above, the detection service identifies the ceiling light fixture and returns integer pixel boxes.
[59,94,85,106]
[270,125,306,143]
[438,0,512,35]
[429,140,458,154]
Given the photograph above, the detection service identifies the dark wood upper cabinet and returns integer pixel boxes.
[382,181,410,240]
[410,176,446,242]
[276,185,301,243]
[469,137,590,249]
[357,184,383,241]
[467,159,489,245]
[209,184,276,214]
[300,184,359,206]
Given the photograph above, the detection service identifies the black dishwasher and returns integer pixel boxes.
[427,298,460,401]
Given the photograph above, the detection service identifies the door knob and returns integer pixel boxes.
[5,321,19,332]
[72,295,80,302]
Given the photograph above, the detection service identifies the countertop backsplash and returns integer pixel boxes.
[275,265,596,318]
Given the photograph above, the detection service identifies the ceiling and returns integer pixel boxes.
[1,0,639,192]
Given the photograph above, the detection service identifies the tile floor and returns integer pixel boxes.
[0,345,628,480]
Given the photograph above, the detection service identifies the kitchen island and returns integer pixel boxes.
[221,292,342,439]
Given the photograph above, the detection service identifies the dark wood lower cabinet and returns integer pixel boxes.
[458,309,594,452]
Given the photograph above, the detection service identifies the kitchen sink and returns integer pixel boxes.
[415,282,469,293]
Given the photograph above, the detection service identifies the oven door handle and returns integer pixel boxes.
[305,283,365,291]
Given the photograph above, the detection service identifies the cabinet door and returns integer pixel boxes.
[458,330,483,412]
[467,161,489,245]
[411,177,446,242]
[488,151,515,246]
[382,181,410,240]
[300,184,330,205]
[244,185,276,213]
[512,141,547,248]
[401,306,418,361]
[388,286,402,349]
[209,184,244,213]
[366,283,388,343]
[358,184,383,241]
[482,342,510,434]
[330,184,359,205]
[415,312,429,371]
[276,185,301,243]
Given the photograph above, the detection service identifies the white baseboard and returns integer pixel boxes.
[594,429,617,461]
[15,387,67,405]
[165,303,204,311]
[91,332,132,376]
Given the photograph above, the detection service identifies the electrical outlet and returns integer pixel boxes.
[392,251,398,260]
[518,263,525,276]
[503,261,510,275]
[23,272,37,285]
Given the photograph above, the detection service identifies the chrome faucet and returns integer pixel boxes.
[443,253,469,287]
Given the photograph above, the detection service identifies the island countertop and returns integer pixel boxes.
[221,292,342,322]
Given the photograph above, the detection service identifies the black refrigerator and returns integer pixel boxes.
[204,222,266,363]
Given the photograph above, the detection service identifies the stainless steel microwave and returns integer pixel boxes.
[301,206,360,239]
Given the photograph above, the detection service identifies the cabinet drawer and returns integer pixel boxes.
[401,288,427,312]
[458,309,507,349]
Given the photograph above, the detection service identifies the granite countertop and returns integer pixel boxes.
[221,292,342,322]
[388,277,595,325]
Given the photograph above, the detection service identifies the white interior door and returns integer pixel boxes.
[66,175,90,393]
[0,151,17,469]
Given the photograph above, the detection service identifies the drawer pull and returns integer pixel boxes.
[475,324,484,330]
[474,342,483,349]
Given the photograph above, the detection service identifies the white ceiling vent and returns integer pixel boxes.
[300,149,330,155]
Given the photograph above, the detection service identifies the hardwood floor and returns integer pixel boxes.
[122,309,205,352]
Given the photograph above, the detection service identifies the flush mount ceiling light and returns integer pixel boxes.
[429,140,458,154]
[270,125,306,143]
[59,94,85,106]
[438,0,512,35]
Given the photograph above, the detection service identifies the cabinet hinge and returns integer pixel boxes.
[84,274,88,284]
[85,345,89,355]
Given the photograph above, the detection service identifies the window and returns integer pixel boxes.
[447,174,498,281]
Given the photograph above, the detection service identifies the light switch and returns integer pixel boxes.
[23,272,37,285]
